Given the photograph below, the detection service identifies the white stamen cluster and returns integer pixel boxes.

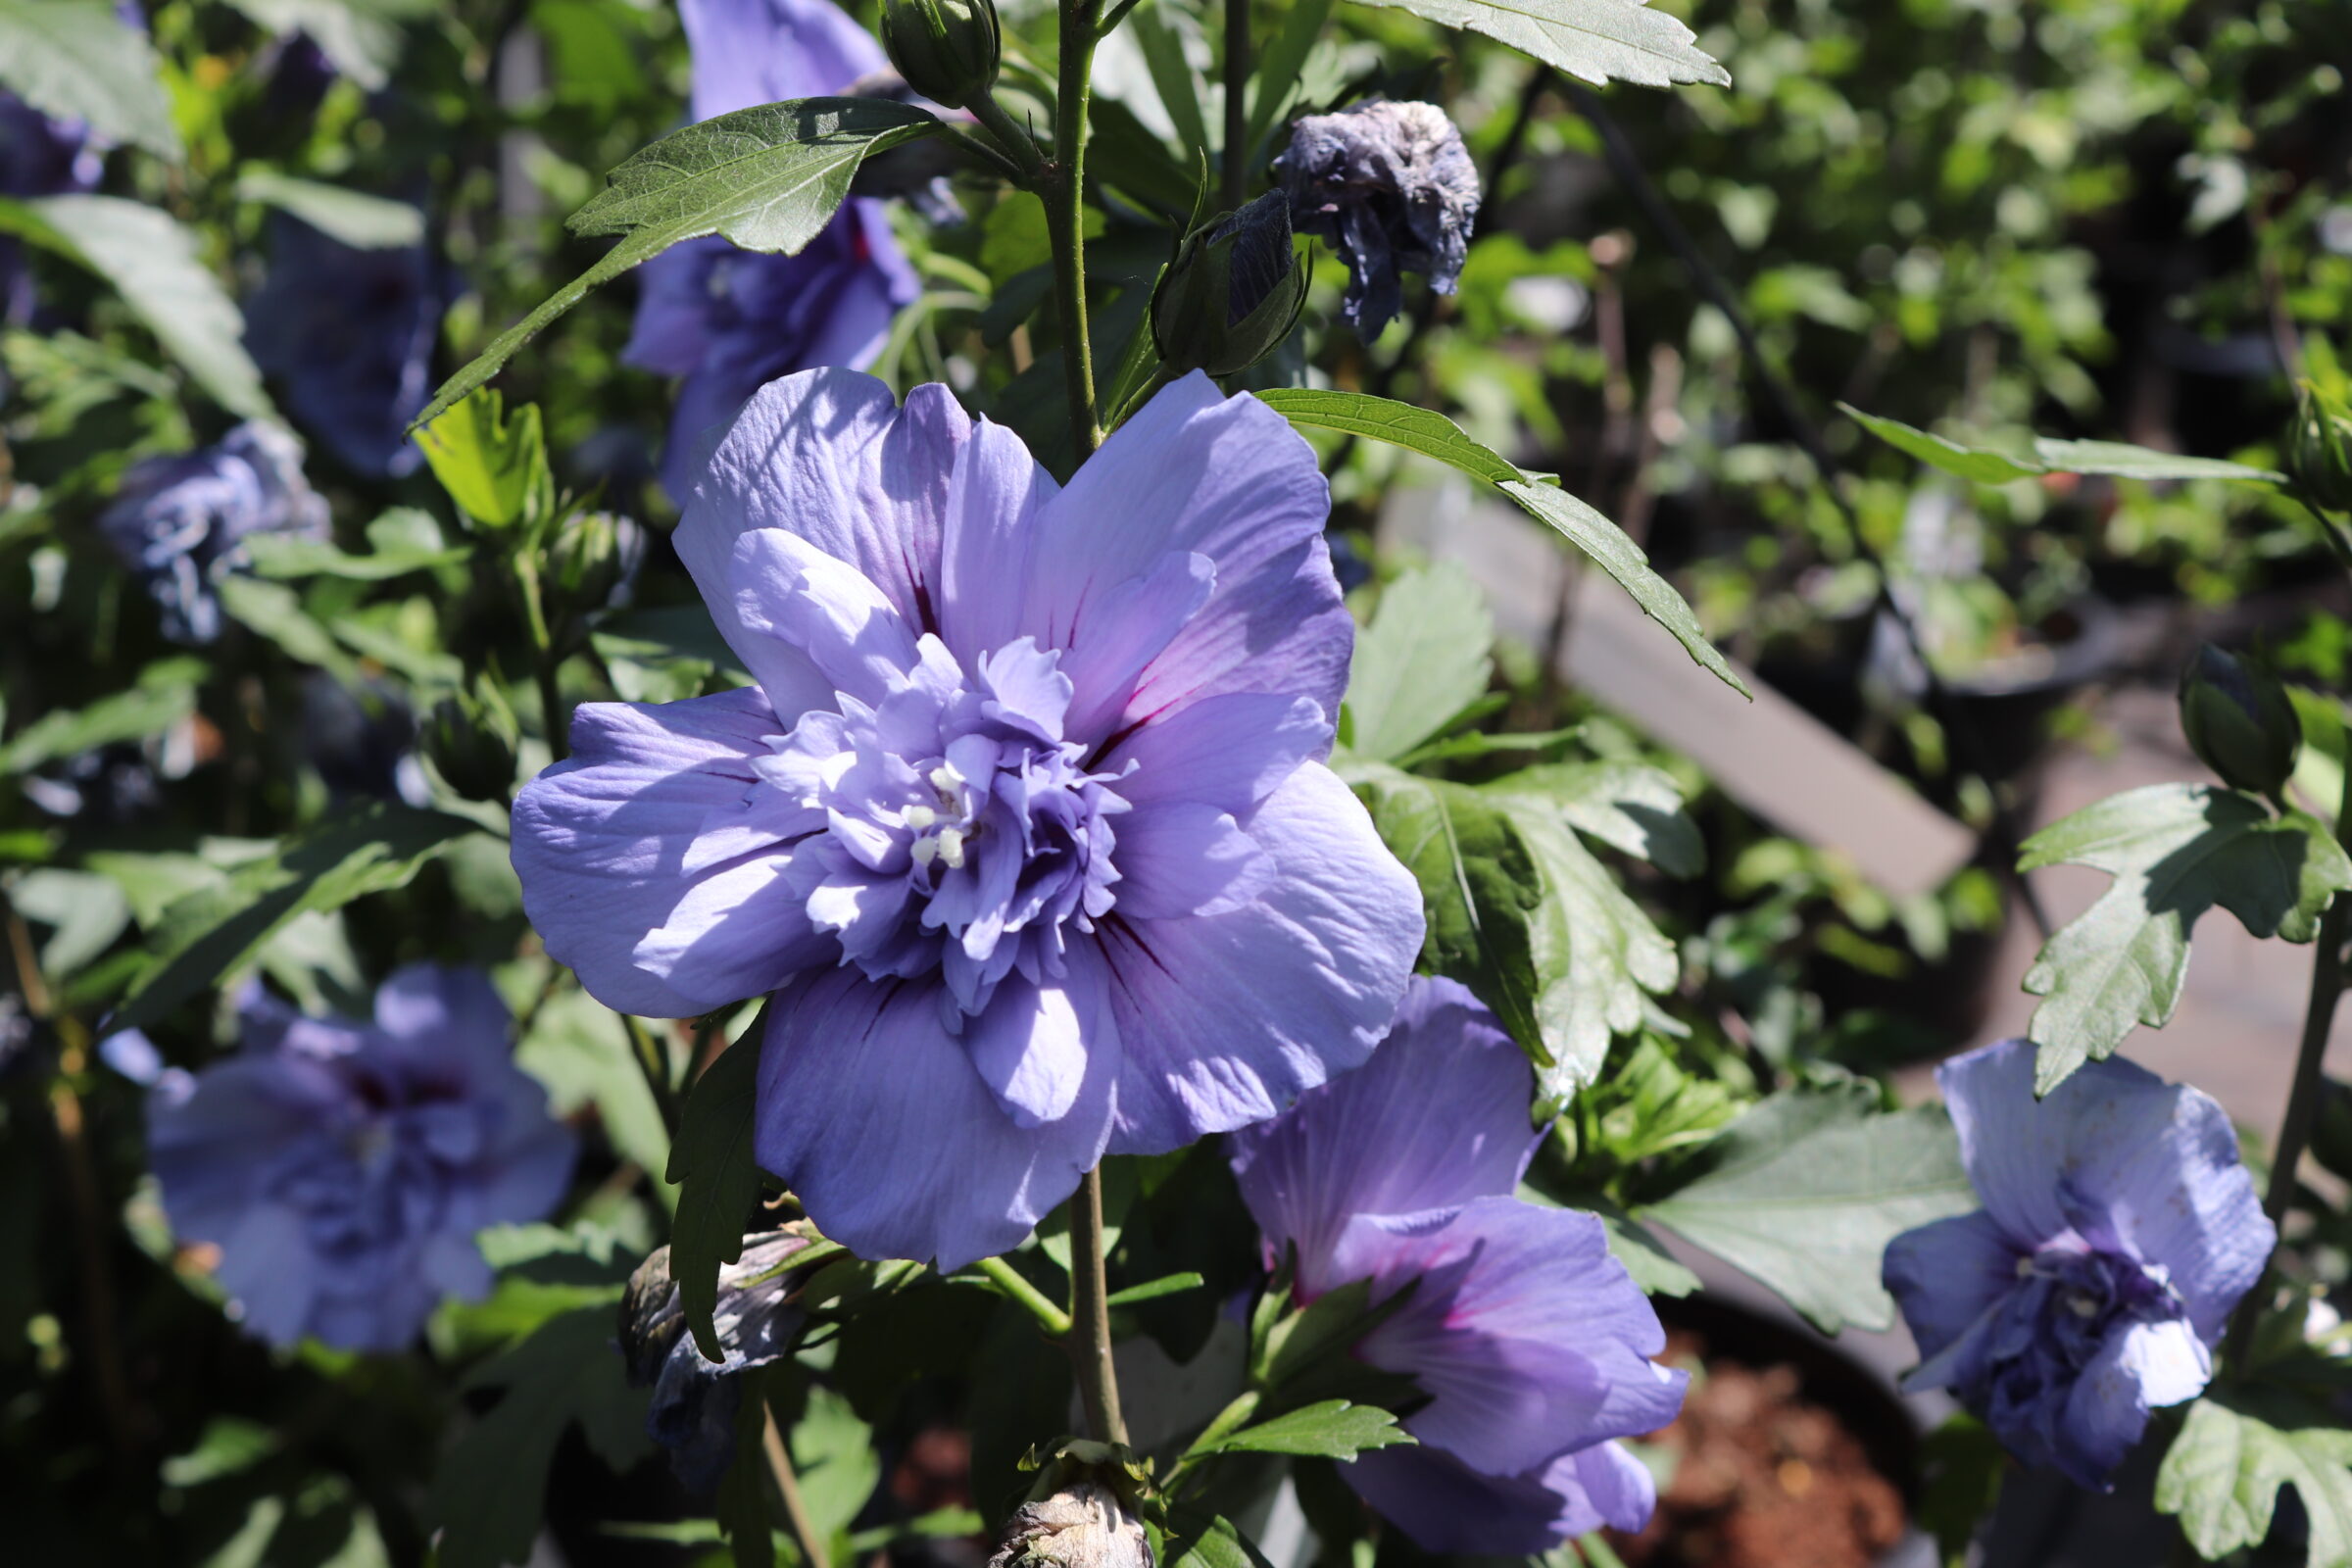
[907,761,974,870]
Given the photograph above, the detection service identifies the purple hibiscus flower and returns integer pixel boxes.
[143,967,576,1351]
[1227,977,1686,1552]
[511,368,1422,1268]
[1274,100,1481,339]
[626,0,920,501]
[95,420,331,644]
[246,211,440,479]
[0,92,104,322]
[1884,1039,2275,1491]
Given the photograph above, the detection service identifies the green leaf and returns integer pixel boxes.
[592,604,750,704]
[234,172,426,250]
[415,388,554,533]
[0,195,273,420]
[0,655,201,774]
[215,575,365,686]
[112,804,476,1031]
[8,867,131,979]
[665,1035,766,1360]
[0,0,179,159]
[424,1307,653,1568]
[1160,1510,1274,1568]
[1592,1201,1700,1298]
[244,509,469,579]
[2019,784,2352,1093]
[218,0,434,91]
[713,1375,776,1568]
[1246,0,1336,150]
[1102,1271,1205,1308]
[1350,761,1548,1063]
[1126,0,1208,160]
[2157,1397,2352,1567]
[1342,563,1494,762]
[790,1386,881,1545]
[1194,1400,1415,1461]
[514,987,670,1187]
[416,97,937,428]
[1842,404,2286,488]
[1641,1085,1976,1334]
[1510,759,1705,879]
[1256,388,1743,695]
[1341,0,1728,88]
[1839,405,2046,485]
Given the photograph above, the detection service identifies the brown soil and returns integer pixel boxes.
[1608,1330,1907,1568]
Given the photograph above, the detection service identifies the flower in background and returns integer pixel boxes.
[96,420,330,644]
[1884,1039,2274,1490]
[1228,977,1686,1552]
[246,211,440,479]
[512,368,1421,1268]
[143,967,575,1351]
[619,1231,810,1489]
[0,93,104,323]
[301,674,431,807]
[1275,100,1481,338]
[624,0,919,501]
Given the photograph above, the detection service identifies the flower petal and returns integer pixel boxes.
[730,527,924,709]
[513,688,816,1017]
[678,0,886,121]
[1107,801,1269,921]
[754,964,1117,1268]
[1098,762,1421,1152]
[1343,1442,1650,1553]
[1936,1038,2074,1246]
[964,956,1111,1130]
[2052,1316,2210,1491]
[1102,691,1332,814]
[1229,976,1534,1285]
[1882,1209,2024,1369]
[937,418,1060,666]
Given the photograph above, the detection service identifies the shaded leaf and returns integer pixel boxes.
[2019,784,2352,1093]
[219,0,434,91]
[244,509,468,579]
[1342,0,1728,88]
[0,0,179,158]
[1160,1509,1275,1568]
[2156,1397,2352,1567]
[1342,563,1494,762]
[233,172,425,249]
[416,98,937,427]
[0,195,272,420]
[1843,404,2285,487]
[1642,1084,1975,1334]
[1194,1399,1414,1461]
[0,655,202,774]
[1839,404,2044,484]
[665,1034,766,1360]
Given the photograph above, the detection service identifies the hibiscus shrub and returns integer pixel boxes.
[1,1,2347,1566]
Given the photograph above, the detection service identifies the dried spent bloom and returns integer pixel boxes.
[1274,100,1480,338]
[246,212,440,479]
[1884,1039,2275,1491]
[619,1232,810,1489]
[512,368,1422,1269]
[96,420,330,644]
[144,967,575,1351]
[625,0,919,500]
[1228,978,1686,1551]
[988,1482,1152,1568]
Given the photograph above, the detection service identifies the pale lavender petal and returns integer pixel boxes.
[679,0,886,120]
[634,853,833,1012]
[1099,762,1421,1152]
[1882,1209,2024,1367]
[1937,1038,2074,1246]
[623,238,726,378]
[2052,1317,2209,1491]
[512,688,808,1017]
[754,962,1117,1268]
[1057,550,1215,741]
[936,418,1059,666]
[1229,976,1533,1283]
[1106,801,1269,921]
[1345,1440,1655,1552]
[730,528,924,709]
[1103,691,1331,814]
[964,959,1105,1129]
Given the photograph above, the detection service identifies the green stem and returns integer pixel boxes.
[1049,0,1102,457]
[968,94,1047,180]
[974,1255,1073,1337]
[2224,761,2352,1376]
[760,1401,832,1568]
[1066,1164,1127,1444]
[514,559,567,761]
[1222,0,1250,209]
[619,1012,679,1135]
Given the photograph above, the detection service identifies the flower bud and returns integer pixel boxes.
[425,677,520,803]
[879,0,1000,112]
[2289,381,2352,514]
[990,1442,1153,1568]
[1151,192,1307,379]
[2179,644,2301,798]
[546,511,644,614]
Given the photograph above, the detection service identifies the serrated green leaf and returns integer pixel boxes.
[2157,1397,2352,1567]
[1343,563,1495,762]
[1352,762,1548,1063]
[0,195,272,420]
[1342,0,1728,88]
[219,0,434,91]
[415,388,553,533]
[112,805,476,1031]
[233,172,425,250]
[425,1307,653,1568]
[1196,1400,1415,1460]
[0,0,179,159]
[1591,1200,1700,1298]
[1840,404,2046,484]
[415,98,937,428]
[1510,760,1706,879]
[0,655,202,774]
[1256,388,1743,695]
[665,1035,766,1361]
[1161,1510,1275,1568]
[2019,784,2352,1093]
[1642,1085,1975,1334]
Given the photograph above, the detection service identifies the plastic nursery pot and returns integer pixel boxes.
[1605,1294,1929,1568]
[1936,593,2125,785]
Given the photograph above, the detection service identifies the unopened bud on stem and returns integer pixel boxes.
[2179,643,2301,799]
[880,0,1001,111]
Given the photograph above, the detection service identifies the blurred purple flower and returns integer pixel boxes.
[0,93,104,322]
[246,212,439,479]
[1228,977,1685,1552]
[625,0,918,501]
[1884,1039,2274,1490]
[145,966,575,1351]
[512,368,1420,1268]
[1275,100,1480,338]
[96,420,330,644]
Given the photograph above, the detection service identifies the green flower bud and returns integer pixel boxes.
[880,0,1001,111]
[543,510,645,653]
[2178,644,2301,798]
[424,676,520,803]
[1150,192,1307,379]
[2289,380,2352,514]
